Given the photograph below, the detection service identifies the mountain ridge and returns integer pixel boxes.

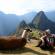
[0,11,55,35]
[31,11,55,33]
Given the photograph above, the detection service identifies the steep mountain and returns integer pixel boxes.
[31,11,55,33]
[19,20,29,29]
[16,20,29,36]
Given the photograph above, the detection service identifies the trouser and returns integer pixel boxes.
[36,40,42,47]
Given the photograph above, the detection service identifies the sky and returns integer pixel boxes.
[0,0,55,15]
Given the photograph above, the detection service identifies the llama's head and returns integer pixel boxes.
[24,28,32,32]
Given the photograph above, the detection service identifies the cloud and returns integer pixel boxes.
[0,0,55,15]
[32,0,55,11]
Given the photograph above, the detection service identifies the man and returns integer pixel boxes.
[36,29,54,49]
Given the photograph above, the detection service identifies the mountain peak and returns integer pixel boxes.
[37,11,44,15]
[19,20,27,28]
[32,11,48,26]
[37,11,46,18]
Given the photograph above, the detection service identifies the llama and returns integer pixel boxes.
[0,28,32,50]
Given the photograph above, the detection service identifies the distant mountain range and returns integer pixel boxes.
[0,11,55,35]
[45,11,55,22]
[0,12,21,35]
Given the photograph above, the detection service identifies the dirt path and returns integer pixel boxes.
[0,39,55,55]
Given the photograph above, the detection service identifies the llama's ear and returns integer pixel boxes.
[30,29,32,32]
[24,28,27,30]
[24,27,28,30]
[24,28,32,32]
[27,29,32,32]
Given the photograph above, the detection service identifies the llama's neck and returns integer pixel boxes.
[21,30,27,38]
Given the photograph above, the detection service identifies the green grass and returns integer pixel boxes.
[30,29,41,39]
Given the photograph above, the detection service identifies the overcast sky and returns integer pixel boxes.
[0,0,55,15]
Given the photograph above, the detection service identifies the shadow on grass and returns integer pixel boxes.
[40,47,55,55]
[0,47,47,55]
[49,48,55,54]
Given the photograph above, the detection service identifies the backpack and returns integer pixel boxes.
[46,36,54,46]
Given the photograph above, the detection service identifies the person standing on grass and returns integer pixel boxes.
[36,29,54,49]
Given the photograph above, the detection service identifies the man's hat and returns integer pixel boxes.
[45,29,51,34]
